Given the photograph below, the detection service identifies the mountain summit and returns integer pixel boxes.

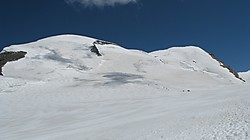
[0,34,245,87]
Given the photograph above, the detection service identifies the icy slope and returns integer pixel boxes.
[1,34,243,88]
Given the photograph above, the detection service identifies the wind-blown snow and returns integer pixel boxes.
[0,34,249,140]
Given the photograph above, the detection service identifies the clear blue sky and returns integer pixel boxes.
[1,0,249,71]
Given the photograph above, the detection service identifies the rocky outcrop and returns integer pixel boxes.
[90,45,102,56]
[94,40,116,45]
[209,53,245,82]
[90,40,118,56]
[0,51,27,75]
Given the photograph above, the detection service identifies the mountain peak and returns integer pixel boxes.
[0,35,245,87]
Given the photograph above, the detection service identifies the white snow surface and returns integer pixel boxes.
[0,34,249,140]
[240,70,250,83]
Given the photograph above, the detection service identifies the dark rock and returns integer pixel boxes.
[209,53,245,82]
[0,51,27,75]
[90,45,102,56]
[93,40,116,45]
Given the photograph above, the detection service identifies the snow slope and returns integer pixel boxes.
[1,35,244,87]
[0,35,249,140]
[240,70,250,82]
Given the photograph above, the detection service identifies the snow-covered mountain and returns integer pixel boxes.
[1,34,244,87]
[0,35,249,140]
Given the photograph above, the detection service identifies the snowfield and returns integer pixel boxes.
[0,35,249,140]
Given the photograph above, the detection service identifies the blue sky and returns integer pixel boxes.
[1,0,250,71]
